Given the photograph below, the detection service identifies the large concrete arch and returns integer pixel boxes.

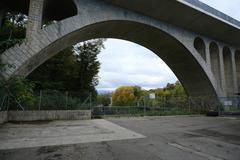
[3,0,240,102]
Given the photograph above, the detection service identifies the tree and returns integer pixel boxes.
[71,39,104,98]
[0,12,27,53]
[27,46,78,91]
[97,94,111,106]
[112,86,143,106]
[28,39,105,101]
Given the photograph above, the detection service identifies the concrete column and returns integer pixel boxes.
[205,40,211,68]
[26,0,45,40]
[231,49,238,95]
[219,46,226,97]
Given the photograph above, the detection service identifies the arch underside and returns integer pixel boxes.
[15,20,218,100]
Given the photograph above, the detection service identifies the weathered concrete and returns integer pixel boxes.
[26,0,44,40]
[0,111,8,124]
[7,110,91,122]
[0,0,240,100]
[104,0,240,46]
[0,119,145,150]
[0,116,239,160]
[0,110,91,124]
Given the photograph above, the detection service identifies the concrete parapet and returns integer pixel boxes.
[0,110,91,123]
[0,112,8,124]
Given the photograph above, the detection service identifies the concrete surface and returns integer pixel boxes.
[0,111,7,124]
[7,110,91,122]
[0,110,91,124]
[0,119,144,150]
[0,116,239,160]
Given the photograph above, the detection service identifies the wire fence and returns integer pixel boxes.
[0,90,92,111]
[93,96,218,117]
[0,90,240,117]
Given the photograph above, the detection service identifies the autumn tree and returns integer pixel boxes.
[112,86,143,106]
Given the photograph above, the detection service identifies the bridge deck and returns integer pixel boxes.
[104,0,240,46]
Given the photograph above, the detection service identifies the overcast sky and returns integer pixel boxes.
[96,0,240,92]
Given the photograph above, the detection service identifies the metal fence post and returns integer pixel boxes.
[38,90,42,110]
[144,96,146,116]
[188,96,191,114]
[65,91,68,110]
[89,92,92,110]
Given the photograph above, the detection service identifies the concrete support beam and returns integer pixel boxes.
[205,40,211,68]
[231,50,238,95]
[219,46,226,96]
[26,0,45,40]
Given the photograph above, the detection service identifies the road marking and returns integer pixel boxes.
[168,143,223,160]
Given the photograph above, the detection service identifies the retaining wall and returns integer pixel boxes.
[0,110,91,123]
[0,111,8,124]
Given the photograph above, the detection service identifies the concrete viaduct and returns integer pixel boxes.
[0,0,240,103]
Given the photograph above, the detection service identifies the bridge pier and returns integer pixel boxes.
[205,40,211,68]
[26,0,45,40]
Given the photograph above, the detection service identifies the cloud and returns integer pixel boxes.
[97,39,177,91]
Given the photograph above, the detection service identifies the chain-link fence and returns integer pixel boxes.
[1,89,239,117]
[92,96,221,117]
[219,96,240,115]
[0,90,92,111]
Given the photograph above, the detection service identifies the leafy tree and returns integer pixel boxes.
[28,39,105,101]
[112,86,143,106]
[28,46,78,91]
[0,77,35,110]
[97,94,111,106]
[72,39,104,98]
[0,12,27,53]
[112,82,187,107]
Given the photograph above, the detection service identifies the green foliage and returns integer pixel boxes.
[112,81,187,107]
[97,94,111,106]
[0,77,35,109]
[0,12,26,53]
[28,39,105,101]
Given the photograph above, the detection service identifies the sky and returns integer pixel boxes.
[96,0,240,92]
